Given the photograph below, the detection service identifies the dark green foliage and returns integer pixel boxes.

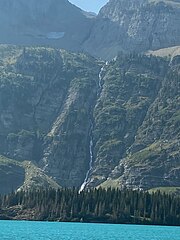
[0,188,179,226]
[0,46,100,187]
[0,45,179,191]
[91,53,172,185]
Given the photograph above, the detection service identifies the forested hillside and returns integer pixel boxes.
[0,188,179,226]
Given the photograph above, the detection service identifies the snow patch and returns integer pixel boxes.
[46,32,65,39]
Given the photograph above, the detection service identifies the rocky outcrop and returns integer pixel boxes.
[0,45,100,189]
[87,53,173,187]
[99,53,180,190]
[83,0,180,59]
[40,55,100,187]
[0,155,60,194]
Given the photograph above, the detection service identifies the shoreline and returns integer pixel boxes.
[0,215,179,227]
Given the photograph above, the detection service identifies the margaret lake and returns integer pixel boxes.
[0,221,179,240]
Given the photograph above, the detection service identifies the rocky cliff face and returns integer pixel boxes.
[83,0,180,58]
[0,0,179,59]
[88,54,169,187]
[0,45,100,189]
[0,0,94,51]
[0,45,179,192]
[99,53,180,189]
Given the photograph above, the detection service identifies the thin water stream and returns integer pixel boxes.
[79,64,107,192]
[79,122,93,193]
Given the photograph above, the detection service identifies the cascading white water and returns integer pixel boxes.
[98,65,105,90]
[98,61,108,92]
[79,136,93,193]
[79,64,107,193]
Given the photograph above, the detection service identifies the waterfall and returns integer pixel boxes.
[79,123,93,193]
[98,61,108,93]
[98,66,104,89]
[79,63,107,193]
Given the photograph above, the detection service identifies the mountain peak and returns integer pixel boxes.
[83,0,180,59]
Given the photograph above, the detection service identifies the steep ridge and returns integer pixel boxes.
[0,155,60,194]
[40,52,100,187]
[83,0,180,59]
[87,54,171,187]
[100,55,180,189]
[0,45,179,193]
[0,45,101,189]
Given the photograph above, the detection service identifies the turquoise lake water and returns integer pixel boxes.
[0,221,179,240]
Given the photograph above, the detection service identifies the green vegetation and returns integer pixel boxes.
[0,45,101,188]
[0,155,60,193]
[91,53,170,185]
[0,155,21,166]
[149,187,180,196]
[0,45,179,191]
[0,188,179,226]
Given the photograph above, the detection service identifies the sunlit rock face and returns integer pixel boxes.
[83,0,180,59]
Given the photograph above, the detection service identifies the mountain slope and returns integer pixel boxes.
[99,54,180,189]
[83,0,180,59]
[0,0,94,51]
[0,155,60,194]
[148,46,180,58]
[0,45,101,189]
[0,0,179,59]
[0,45,179,193]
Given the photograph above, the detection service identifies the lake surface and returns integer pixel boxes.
[0,221,179,240]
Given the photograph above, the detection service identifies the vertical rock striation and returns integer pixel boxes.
[83,0,180,59]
